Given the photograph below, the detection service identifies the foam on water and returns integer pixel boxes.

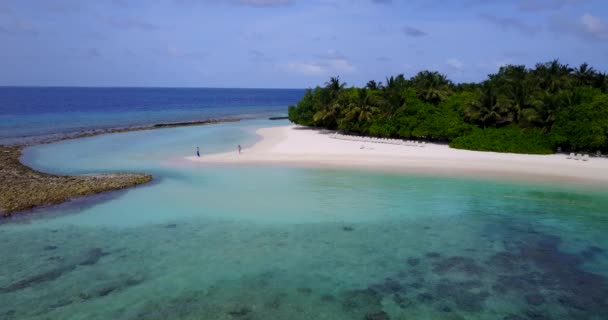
[1,120,608,319]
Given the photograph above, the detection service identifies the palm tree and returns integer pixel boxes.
[343,89,381,123]
[596,73,608,92]
[493,65,537,124]
[533,60,573,93]
[464,82,511,126]
[410,71,452,104]
[574,63,596,86]
[378,74,407,116]
[383,74,407,91]
[325,76,346,99]
[313,100,343,128]
[523,87,572,131]
[366,80,379,90]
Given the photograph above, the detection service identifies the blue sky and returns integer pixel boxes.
[0,0,607,88]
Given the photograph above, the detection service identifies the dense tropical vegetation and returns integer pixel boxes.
[288,61,608,154]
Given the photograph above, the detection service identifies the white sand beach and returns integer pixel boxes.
[187,125,608,186]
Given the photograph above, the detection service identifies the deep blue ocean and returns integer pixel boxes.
[0,87,304,143]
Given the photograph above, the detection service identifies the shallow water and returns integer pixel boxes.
[2,120,608,319]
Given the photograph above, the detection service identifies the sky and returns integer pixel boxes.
[0,0,607,88]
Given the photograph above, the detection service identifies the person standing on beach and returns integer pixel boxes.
[196,146,200,157]
[237,145,242,154]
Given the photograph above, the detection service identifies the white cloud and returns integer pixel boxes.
[446,58,464,69]
[152,45,206,60]
[315,49,346,60]
[285,62,325,75]
[581,13,608,39]
[328,58,355,73]
[517,0,586,12]
[549,13,608,40]
[285,49,356,76]
[0,19,39,36]
[97,15,160,31]
[236,0,294,7]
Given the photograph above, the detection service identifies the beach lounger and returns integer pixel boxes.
[567,153,574,159]
[575,153,582,160]
[583,154,589,161]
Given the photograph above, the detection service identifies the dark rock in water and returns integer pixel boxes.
[519,234,582,269]
[406,257,420,266]
[525,310,552,320]
[432,256,485,275]
[264,295,282,309]
[343,226,354,231]
[435,279,489,312]
[494,229,608,319]
[297,287,312,295]
[79,248,108,266]
[437,305,452,313]
[436,279,482,292]
[124,277,144,287]
[43,245,58,251]
[49,299,72,309]
[228,307,251,317]
[426,252,441,258]
[1,265,75,293]
[452,291,490,312]
[79,276,144,300]
[558,295,588,311]
[410,282,423,289]
[416,292,434,303]
[321,294,336,302]
[370,278,402,294]
[525,293,545,306]
[341,288,383,314]
[503,314,527,320]
[492,274,538,294]
[580,245,604,260]
[486,252,526,272]
[364,311,390,320]
[165,223,177,229]
[97,286,117,297]
[393,293,412,308]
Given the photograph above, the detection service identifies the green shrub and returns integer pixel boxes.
[450,126,555,154]
[288,89,316,126]
[551,90,608,151]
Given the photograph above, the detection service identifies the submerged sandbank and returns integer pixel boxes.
[0,118,244,216]
[187,125,608,186]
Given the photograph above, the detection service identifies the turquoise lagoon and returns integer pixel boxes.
[1,120,608,319]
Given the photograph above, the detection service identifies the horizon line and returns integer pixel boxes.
[0,85,307,90]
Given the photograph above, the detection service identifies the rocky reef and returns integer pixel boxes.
[0,145,152,217]
[129,228,607,319]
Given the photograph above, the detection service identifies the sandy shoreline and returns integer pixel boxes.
[186,125,608,186]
